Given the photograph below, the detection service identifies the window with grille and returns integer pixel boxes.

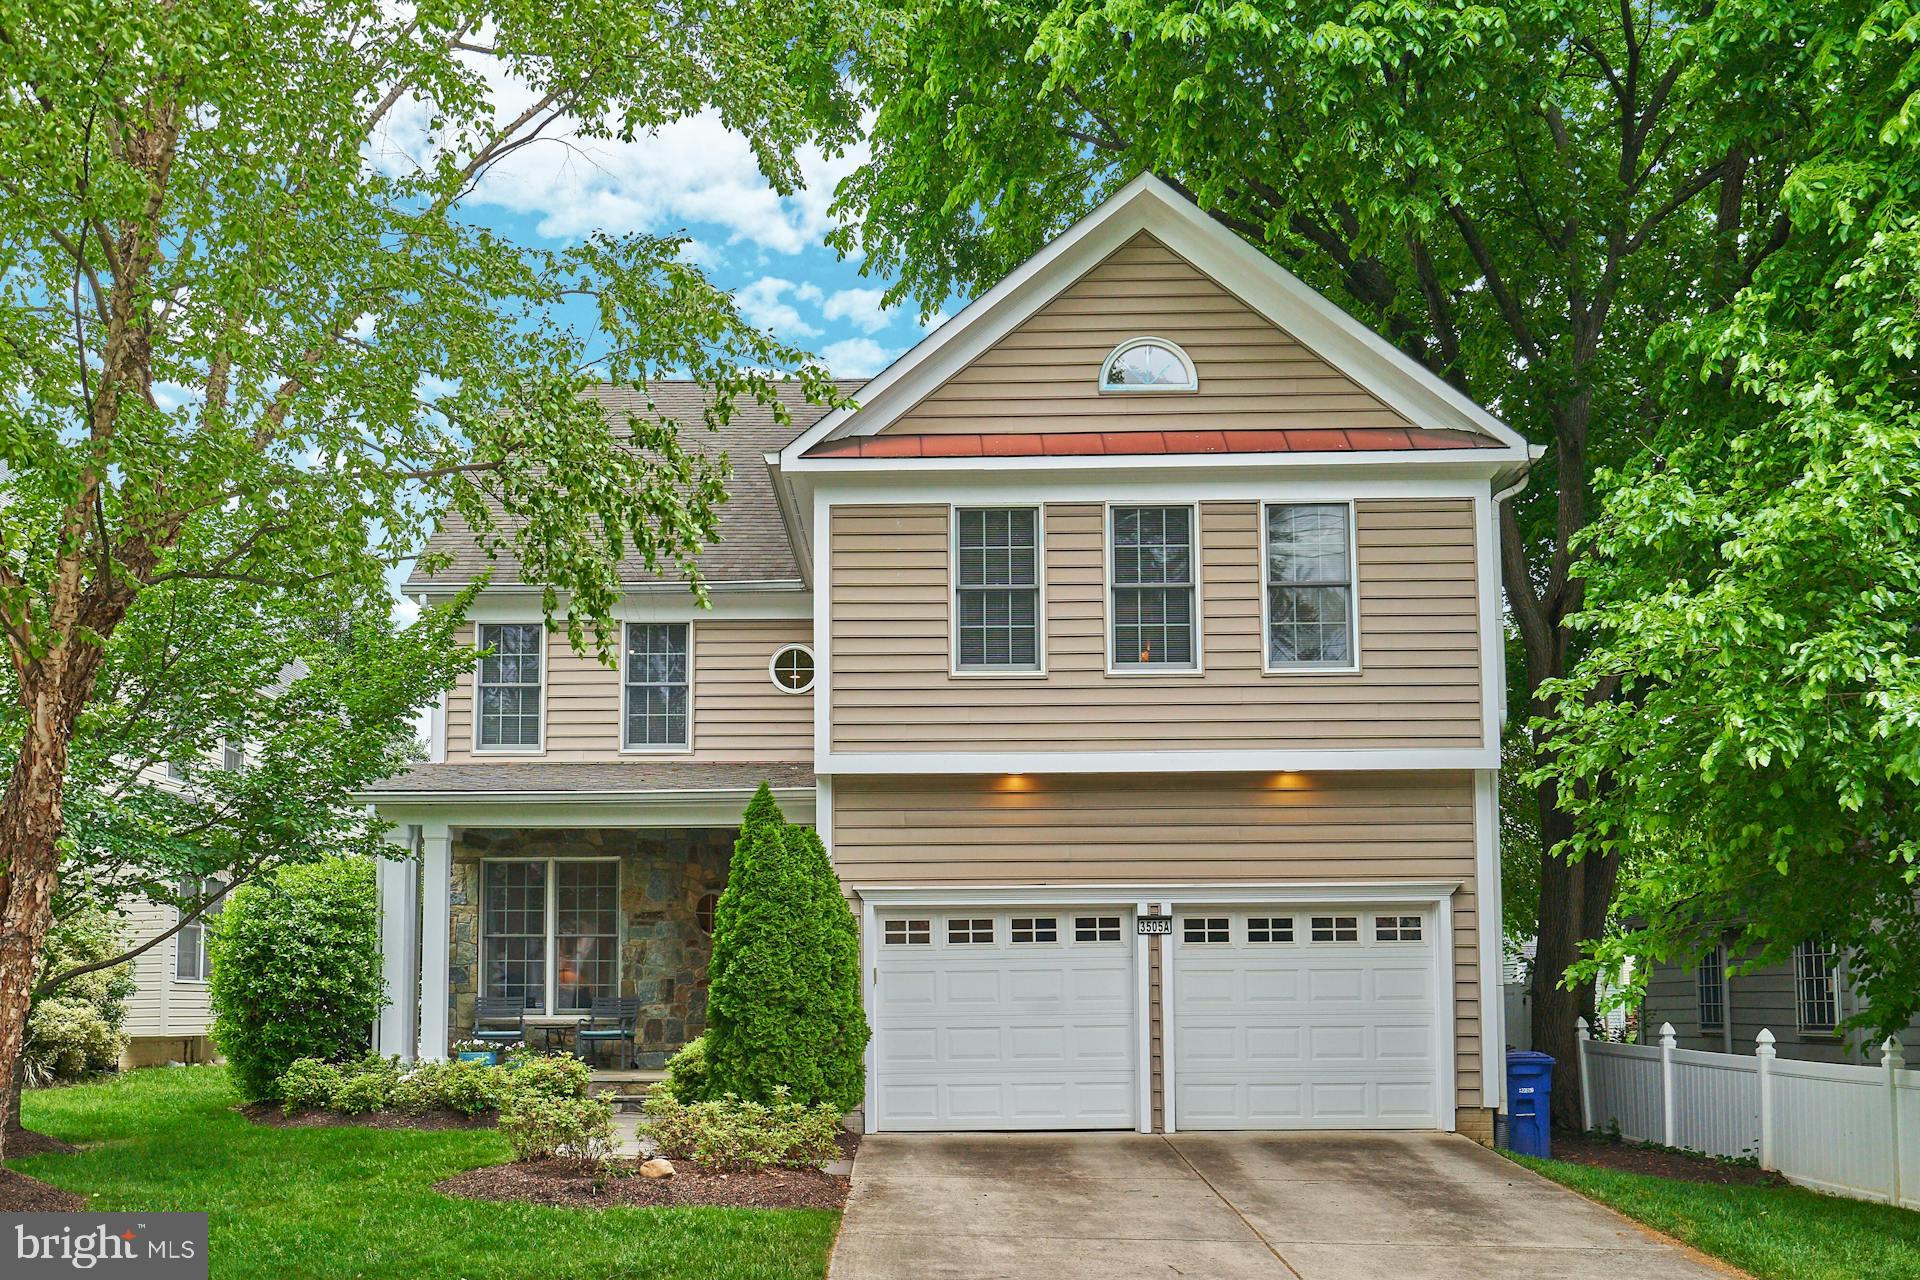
[884,919,930,945]
[1375,915,1423,943]
[1075,915,1121,942]
[555,861,619,1010]
[477,623,543,749]
[483,861,548,1011]
[1696,945,1726,1031]
[1265,504,1356,669]
[1184,917,1230,944]
[1111,506,1196,668]
[221,738,244,771]
[948,917,994,944]
[624,622,690,748]
[956,508,1041,670]
[174,876,224,981]
[1247,917,1293,943]
[1795,940,1839,1032]
[1011,917,1058,943]
[770,644,815,692]
[1310,915,1359,943]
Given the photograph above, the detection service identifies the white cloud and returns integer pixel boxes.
[821,337,899,378]
[920,307,952,333]
[794,281,824,304]
[736,277,822,338]
[822,287,894,335]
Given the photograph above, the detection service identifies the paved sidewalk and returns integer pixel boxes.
[828,1131,1742,1280]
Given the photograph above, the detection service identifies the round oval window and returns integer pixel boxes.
[769,644,815,693]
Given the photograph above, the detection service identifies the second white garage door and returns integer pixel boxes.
[872,908,1137,1131]
[1171,906,1441,1130]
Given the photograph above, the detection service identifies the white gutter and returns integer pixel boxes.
[351,784,816,806]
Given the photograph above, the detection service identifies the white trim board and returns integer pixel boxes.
[854,881,1464,908]
[820,747,1497,774]
[777,173,1528,462]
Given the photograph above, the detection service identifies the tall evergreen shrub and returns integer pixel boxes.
[208,855,387,1101]
[704,784,869,1110]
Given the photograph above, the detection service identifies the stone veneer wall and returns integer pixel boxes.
[448,827,733,1066]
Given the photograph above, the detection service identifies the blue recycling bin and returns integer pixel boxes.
[1504,1050,1555,1158]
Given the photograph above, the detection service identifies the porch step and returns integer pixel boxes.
[588,1069,667,1100]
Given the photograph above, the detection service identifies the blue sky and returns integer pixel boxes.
[459,108,949,378]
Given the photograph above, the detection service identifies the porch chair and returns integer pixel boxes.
[574,997,642,1069]
[471,997,528,1052]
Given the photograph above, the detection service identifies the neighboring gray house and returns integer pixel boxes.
[1640,939,1920,1063]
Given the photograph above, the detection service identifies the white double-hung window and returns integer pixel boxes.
[955,507,1041,671]
[476,622,543,750]
[624,622,691,749]
[1795,940,1839,1032]
[1110,505,1197,670]
[174,876,224,982]
[1265,503,1357,670]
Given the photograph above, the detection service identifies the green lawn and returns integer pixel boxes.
[8,1066,838,1280]
[1513,1153,1920,1280]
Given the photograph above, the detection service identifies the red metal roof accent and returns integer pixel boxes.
[804,427,1501,459]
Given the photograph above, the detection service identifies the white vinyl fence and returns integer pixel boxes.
[1578,1019,1920,1208]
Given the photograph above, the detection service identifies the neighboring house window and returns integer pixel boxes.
[1265,504,1356,669]
[174,876,223,982]
[955,507,1041,671]
[1795,940,1839,1032]
[482,859,619,1013]
[1099,337,1197,391]
[769,644,815,693]
[624,623,690,749]
[1110,506,1196,669]
[222,738,244,771]
[476,622,543,750]
[1697,945,1726,1031]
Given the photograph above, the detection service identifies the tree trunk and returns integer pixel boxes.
[6,1045,23,1133]
[0,698,79,1163]
[1530,789,1602,1129]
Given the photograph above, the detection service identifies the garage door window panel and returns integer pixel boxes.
[1248,916,1294,944]
[885,919,931,945]
[1011,917,1058,944]
[1375,915,1423,942]
[1311,915,1359,943]
[1076,916,1121,942]
[948,918,995,945]
[1184,917,1230,944]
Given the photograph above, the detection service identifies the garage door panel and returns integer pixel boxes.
[1172,907,1439,1131]
[874,909,1137,1131]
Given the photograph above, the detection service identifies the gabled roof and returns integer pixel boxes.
[780,173,1528,466]
[806,427,1502,460]
[407,381,859,592]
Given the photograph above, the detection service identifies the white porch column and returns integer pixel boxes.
[419,822,454,1061]
[375,823,421,1061]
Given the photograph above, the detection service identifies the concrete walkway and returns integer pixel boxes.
[828,1131,1742,1280]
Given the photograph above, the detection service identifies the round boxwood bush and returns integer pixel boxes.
[208,856,387,1102]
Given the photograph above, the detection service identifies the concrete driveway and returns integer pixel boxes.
[828,1131,1740,1280]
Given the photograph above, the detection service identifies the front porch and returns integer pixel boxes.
[363,762,816,1066]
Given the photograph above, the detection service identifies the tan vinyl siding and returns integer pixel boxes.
[446,618,813,763]
[832,770,1485,1108]
[888,232,1411,435]
[120,897,212,1040]
[829,499,1481,754]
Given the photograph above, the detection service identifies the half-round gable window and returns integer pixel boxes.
[1099,337,1197,392]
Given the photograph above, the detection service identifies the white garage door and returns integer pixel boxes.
[872,908,1137,1131]
[1172,907,1440,1130]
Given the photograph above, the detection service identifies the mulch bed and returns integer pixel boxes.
[242,1102,497,1131]
[1553,1132,1787,1187]
[436,1157,849,1210]
[0,1168,87,1211]
[436,1134,861,1211]
[6,1127,81,1157]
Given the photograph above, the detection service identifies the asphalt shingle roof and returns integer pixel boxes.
[406,381,860,591]
[359,760,816,796]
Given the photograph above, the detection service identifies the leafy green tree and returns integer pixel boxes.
[207,856,387,1102]
[705,786,868,1111]
[0,0,857,1153]
[828,0,1858,1109]
[1538,13,1920,1042]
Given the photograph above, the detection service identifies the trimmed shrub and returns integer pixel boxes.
[642,1085,841,1170]
[499,1092,616,1163]
[506,1053,591,1101]
[387,1062,445,1115]
[24,908,135,1086]
[704,785,868,1110]
[208,856,387,1102]
[434,1059,505,1116]
[279,1059,344,1112]
[661,1035,709,1104]
[329,1071,392,1114]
